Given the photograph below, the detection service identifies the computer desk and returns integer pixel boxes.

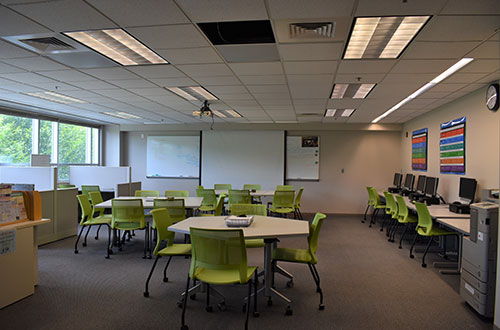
[435,217,470,275]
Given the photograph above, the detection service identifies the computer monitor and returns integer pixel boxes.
[416,175,426,193]
[393,173,402,188]
[424,176,439,197]
[459,177,477,203]
[403,174,414,191]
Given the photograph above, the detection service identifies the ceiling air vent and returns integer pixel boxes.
[289,22,335,39]
[20,37,75,52]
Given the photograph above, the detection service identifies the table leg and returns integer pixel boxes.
[440,233,463,275]
[262,238,292,308]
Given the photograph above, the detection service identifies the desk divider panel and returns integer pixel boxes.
[69,166,130,191]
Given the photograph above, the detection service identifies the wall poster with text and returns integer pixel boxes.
[440,116,466,174]
[412,128,427,171]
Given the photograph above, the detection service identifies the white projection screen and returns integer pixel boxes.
[201,131,285,190]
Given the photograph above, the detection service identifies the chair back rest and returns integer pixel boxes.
[366,186,375,205]
[276,185,294,191]
[383,191,398,217]
[230,204,267,216]
[294,187,304,208]
[214,195,225,216]
[82,185,100,199]
[111,199,145,228]
[395,195,409,221]
[164,190,189,197]
[135,190,159,197]
[214,184,232,190]
[154,198,186,222]
[308,213,327,264]
[243,184,261,191]
[59,184,76,188]
[76,194,92,225]
[228,189,251,206]
[273,190,295,208]
[150,208,175,251]
[414,202,434,234]
[368,187,383,207]
[88,191,105,217]
[197,185,204,189]
[196,189,217,206]
[189,227,248,283]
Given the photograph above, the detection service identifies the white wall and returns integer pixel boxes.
[400,85,499,203]
[102,125,120,166]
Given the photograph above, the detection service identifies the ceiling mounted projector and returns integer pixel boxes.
[193,100,213,117]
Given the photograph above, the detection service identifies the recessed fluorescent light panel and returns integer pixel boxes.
[212,110,227,118]
[331,83,376,99]
[372,58,473,123]
[24,91,86,104]
[167,86,218,101]
[344,16,430,59]
[102,111,142,119]
[63,29,167,66]
[226,109,242,118]
[325,109,356,117]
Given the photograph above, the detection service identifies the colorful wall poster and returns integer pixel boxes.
[440,116,466,174]
[412,128,427,171]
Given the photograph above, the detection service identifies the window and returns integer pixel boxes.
[0,114,33,164]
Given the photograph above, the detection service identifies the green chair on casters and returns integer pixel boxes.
[196,188,217,214]
[383,191,399,240]
[363,186,374,223]
[409,202,460,267]
[293,187,304,219]
[75,194,112,258]
[228,189,251,212]
[395,195,418,249]
[200,195,225,217]
[367,187,386,228]
[276,185,294,191]
[154,198,186,223]
[143,208,191,298]
[214,183,232,191]
[135,190,160,197]
[243,184,262,204]
[59,184,76,188]
[88,191,110,240]
[272,213,327,311]
[180,227,259,330]
[165,190,189,197]
[231,204,266,248]
[82,185,100,200]
[269,190,295,218]
[112,199,149,258]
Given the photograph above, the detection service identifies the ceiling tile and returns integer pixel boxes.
[3,56,68,71]
[176,0,268,22]
[229,62,283,76]
[279,43,343,61]
[0,62,25,73]
[239,75,286,85]
[287,74,333,99]
[326,99,364,108]
[29,81,80,91]
[218,93,253,100]
[390,59,457,74]
[337,60,397,74]
[206,85,248,94]
[216,44,280,63]
[81,67,140,80]
[127,65,185,79]
[460,59,499,73]
[246,85,289,94]
[417,16,500,42]
[334,73,385,83]
[467,41,500,59]
[70,80,118,90]
[195,76,241,86]
[284,61,337,75]
[106,79,157,89]
[37,69,96,82]
[127,24,210,49]
[440,0,500,14]
[0,77,43,92]
[157,47,223,65]
[0,5,49,36]
[9,0,116,31]
[87,0,189,27]
[355,0,446,15]
[403,41,480,59]
[268,0,355,19]
[126,88,170,96]
[149,77,197,87]
[0,40,37,59]
[382,73,435,84]
[476,70,500,84]
[0,72,56,83]
[252,92,290,100]
[440,72,489,84]
[176,64,232,77]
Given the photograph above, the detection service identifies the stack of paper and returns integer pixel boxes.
[225,215,254,227]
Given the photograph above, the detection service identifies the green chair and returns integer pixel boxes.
[201,195,225,217]
[293,187,304,219]
[164,190,189,197]
[135,190,160,197]
[395,195,418,249]
[243,184,262,204]
[214,184,232,191]
[367,187,386,228]
[196,188,217,214]
[269,190,295,218]
[409,202,460,267]
[88,191,109,240]
[383,191,399,240]
[180,227,259,330]
[59,184,76,188]
[112,198,149,258]
[154,198,186,223]
[75,194,112,258]
[228,189,251,212]
[143,208,191,298]
[197,185,204,189]
[231,204,266,248]
[82,185,100,200]
[276,185,294,191]
[363,186,374,223]
[272,213,327,310]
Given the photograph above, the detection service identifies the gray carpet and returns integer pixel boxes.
[0,215,493,330]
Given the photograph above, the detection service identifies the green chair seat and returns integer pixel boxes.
[194,266,257,285]
[272,247,313,264]
[244,239,265,248]
[417,226,457,237]
[401,214,417,224]
[82,215,112,226]
[158,243,192,256]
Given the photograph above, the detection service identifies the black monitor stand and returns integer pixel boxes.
[388,186,401,193]
[449,201,471,214]
[419,195,440,205]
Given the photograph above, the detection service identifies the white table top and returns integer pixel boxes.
[214,189,275,197]
[95,196,203,209]
[436,217,470,235]
[401,196,470,218]
[168,216,309,239]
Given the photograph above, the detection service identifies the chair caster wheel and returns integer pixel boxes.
[242,303,247,313]
[74,250,78,254]
[409,254,414,259]
[95,236,99,240]
[316,288,321,293]
[142,256,147,259]
[421,263,427,268]
[319,304,325,310]
[143,292,149,297]
[398,246,402,249]
[361,220,365,223]
[285,306,293,316]
[267,299,272,306]
[82,243,87,247]
[380,228,383,232]
[253,311,260,317]
[163,277,169,282]
[206,306,213,313]
[105,255,110,259]
[286,280,294,288]
[177,301,184,308]
[190,294,196,300]
[217,302,226,311]
[181,325,188,330]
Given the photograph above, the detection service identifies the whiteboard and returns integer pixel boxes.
[286,136,320,180]
[147,136,200,178]
[201,131,284,190]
